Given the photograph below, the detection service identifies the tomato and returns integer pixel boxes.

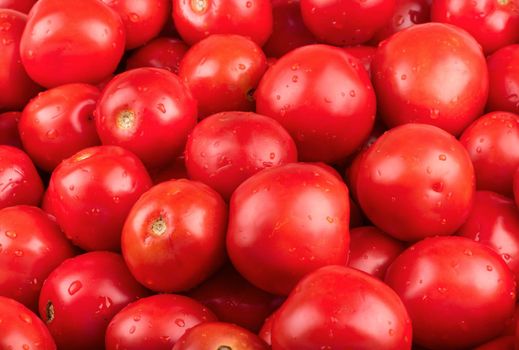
[105,294,218,350]
[514,169,519,209]
[487,44,519,114]
[0,296,56,350]
[356,124,475,241]
[300,0,395,45]
[385,236,516,349]
[39,251,149,350]
[20,0,126,88]
[372,23,488,136]
[460,111,519,196]
[0,145,43,210]
[349,198,365,228]
[126,37,188,74]
[0,0,37,13]
[0,111,22,148]
[100,0,170,49]
[172,0,273,46]
[272,265,412,349]
[172,322,269,350]
[256,44,376,163]
[179,34,267,119]
[44,146,152,251]
[185,111,297,200]
[348,226,405,279]
[227,163,350,295]
[259,312,276,346]
[19,83,101,172]
[149,156,188,184]
[95,67,197,169]
[342,45,376,77]
[122,179,227,292]
[0,9,41,111]
[188,265,284,332]
[474,336,515,350]
[431,0,519,54]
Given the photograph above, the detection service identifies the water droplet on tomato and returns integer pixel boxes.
[68,281,82,295]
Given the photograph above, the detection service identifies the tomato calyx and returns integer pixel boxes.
[191,0,208,13]
[218,346,232,350]
[116,109,136,131]
[150,216,167,236]
[45,300,55,324]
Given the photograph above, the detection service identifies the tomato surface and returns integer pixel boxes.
[0,111,22,148]
[126,37,188,74]
[487,44,519,114]
[0,0,37,13]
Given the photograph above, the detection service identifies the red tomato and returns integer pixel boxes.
[126,37,188,74]
[44,146,152,251]
[300,0,396,45]
[19,83,101,172]
[179,34,267,119]
[486,44,519,114]
[0,296,56,350]
[188,265,284,332]
[0,9,41,110]
[514,169,519,209]
[460,111,519,196]
[149,156,188,184]
[272,265,412,349]
[372,23,488,135]
[474,336,515,350]
[185,111,297,200]
[227,163,350,295]
[357,124,475,241]
[0,0,37,13]
[0,111,22,148]
[349,198,365,228]
[0,145,43,210]
[385,236,516,349]
[95,67,197,169]
[172,322,269,350]
[100,0,170,49]
[431,0,519,54]
[20,0,126,88]
[122,179,227,292]
[105,294,218,350]
[39,252,150,350]
[259,312,276,346]
[342,45,376,77]
[348,226,405,279]
[0,206,74,311]
[256,44,376,163]
[172,0,273,46]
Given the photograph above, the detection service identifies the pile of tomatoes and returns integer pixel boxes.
[2,0,519,348]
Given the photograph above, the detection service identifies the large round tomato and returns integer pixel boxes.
[486,44,519,114]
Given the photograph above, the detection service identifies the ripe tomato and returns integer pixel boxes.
[372,23,488,135]
[172,322,269,350]
[20,0,126,88]
[475,336,515,350]
[385,236,516,349]
[149,156,188,184]
[486,44,519,114]
[227,163,350,295]
[0,296,56,350]
[122,179,227,292]
[126,37,188,74]
[357,124,475,241]
[44,146,152,251]
[342,45,376,76]
[259,312,276,346]
[256,44,376,163]
[172,0,273,46]
[0,111,22,148]
[19,83,101,172]
[185,111,298,200]
[95,67,197,169]
[272,265,412,349]
[0,145,43,210]
[105,294,218,350]
[0,0,37,13]
[179,35,267,119]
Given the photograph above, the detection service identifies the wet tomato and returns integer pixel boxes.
[126,37,189,74]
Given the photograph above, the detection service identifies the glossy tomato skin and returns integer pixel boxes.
[342,45,376,77]
[95,67,197,169]
[474,336,515,350]
[460,111,519,196]
[122,179,227,292]
[0,206,74,311]
[0,9,41,111]
[179,35,267,119]
[272,265,412,349]
[105,294,218,350]
[487,44,519,114]
[0,111,22,148]
[357,124,475,241]
[126,37,188,74]
[150,156,188,184]
[44,146,152,251]
[0,145,43,209]
[19,83,101,172]
[20,0,126,88]
[100,0,170,49]
[431,0,519,54]
[185,111,298,200]
[514,169,519,209]
[372,23,488,136]
[173,0,273,46]
[300,0,395,45]
[259,312,276,346]
[0,0,37,13]
[0,296,56,350]
[227,163,350,295]
[172,322,269,350]
[385,236,516,349]
[256,45,376,163]
[39,252,150,350]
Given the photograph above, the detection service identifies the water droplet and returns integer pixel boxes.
[19,313,32,324]
[388,328,395,336]
[437,287,447,293]
[486,265,493,271]
[275,95,281,100]
[502,253,511,262]
[391,196,396,202]
[438,154,447,161]
[292,75,298,82]
[175,318,185,327]
[5,231,16,239]
[128,13,140,22]
[269,152,275,159]
[400,74,407,80]
[113,196,120,203]
[46,129,58,139]
[129,325,136,334]
[349,90,356,97]
[22,344,30,350]
[246,1,252,7]
[68,281,82,295]
[238,63,246,70]
[464,249,473,256]
[14,249,23,257]
[326,216,334,223]
[157,103,166,113]
[133,315,141,322]
[291,64,299,71]
[430,109,440,119]
[432,182,444,192]
[395,15,404,25]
